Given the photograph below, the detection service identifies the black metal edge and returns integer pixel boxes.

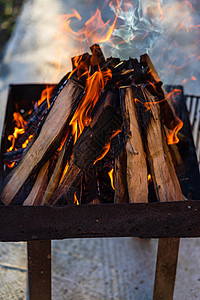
[0,201,200,241]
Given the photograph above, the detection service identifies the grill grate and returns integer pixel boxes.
[185,95,200,164]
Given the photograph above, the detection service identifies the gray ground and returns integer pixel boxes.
[0,0,200,299]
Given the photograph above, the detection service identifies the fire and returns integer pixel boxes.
[6,112,35,153]
[61,0,119,49]
[70,68,112,144]
[93,129,121,165]
[148,174,152,182]
[13,112,26,128]
[37,85,54,108]
[22,135,33,149]
[74,192,79,205]
[135,88,183,145]
[6,162,16,169]
[59,162,69,184]
[7,127,25,152]
[108,168,115,190]
[167,117,183,145]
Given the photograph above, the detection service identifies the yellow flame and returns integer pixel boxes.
[59,162,69,184]
[74,192,79,205]
[22,135,33,149]
[108,168,115,190]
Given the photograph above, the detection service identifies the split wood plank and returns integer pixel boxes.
[41,143,66,206]
[23,160,49,205]
[142,87,183,202]
[123,87,148,203]
[114,150,129,203]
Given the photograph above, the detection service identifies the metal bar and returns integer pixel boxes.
[0,201,200,241]
[153,238,180,300]
[27,240,51,300]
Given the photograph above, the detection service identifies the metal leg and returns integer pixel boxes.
[153,238,180,300]
[27,240,51,300]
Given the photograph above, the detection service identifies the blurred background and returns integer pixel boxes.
[0,0,199,299]
[0,0,24,55]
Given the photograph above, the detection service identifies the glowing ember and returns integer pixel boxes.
[108,168,115,190]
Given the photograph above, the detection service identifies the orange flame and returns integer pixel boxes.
[74,192,79,205]
[135,88,183,145]
[70,68,112,144]
[59,162,69,185]
[93,129,121,165]
[37,86,54,108]
[22,135,33,149]
[191,76,197,81]
[167,117,183,145]
[61,0,119,50]
[13,112,26,128]
[7,127,25,152]
[6,162,16,169]
[108,168,115,190]
[148,174,152,182]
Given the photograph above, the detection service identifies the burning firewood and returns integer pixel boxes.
[114,150,128,203]
[1,79,84,205]
[120,87,148,203]
[51,90,122,205]
[23,161,50,206]
[1,44,191,206]
[140,87,183,202]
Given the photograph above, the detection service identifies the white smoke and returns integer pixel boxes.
[101,0,200,94]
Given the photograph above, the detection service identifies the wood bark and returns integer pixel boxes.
[1,79,84,205]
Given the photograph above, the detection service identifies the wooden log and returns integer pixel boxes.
[140,53,181,133]
[114,149,129,203]
[141,87,183,202]
[40,133,74,206]
[121,87,148,203]
[1,79,84,205]
[51,91,122,205]
[23,161,50,205]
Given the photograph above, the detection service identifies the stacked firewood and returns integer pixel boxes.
[1,44,185,205]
